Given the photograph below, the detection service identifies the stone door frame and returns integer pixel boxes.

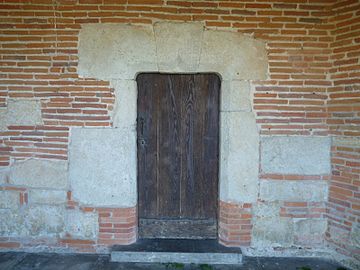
[75,21,269,244]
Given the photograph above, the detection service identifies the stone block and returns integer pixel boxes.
[154,22,203,72]
[0,190,20,209]
[0,169,8,184]
[252,216,294,247]
[0,209,23,236]
[65,210,98,239]
[351,224,360,249]
[0,99,42,130]
[5,99,42,127]
[221,80,251,112]
[0,206,65,237]
[78,24,157,80]
[69,128,137,207]
[294,219,327,246]
[220,112,259,203]
[199,30,268,80]
[261,136,331,175]
[25,205,65,236]
[111,80,137,129]
[259,180,328,202]
[10,159,68,189]
[29,189,67,205]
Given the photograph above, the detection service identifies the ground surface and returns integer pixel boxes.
[0,252,349,270]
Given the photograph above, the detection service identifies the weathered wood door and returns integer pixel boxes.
[137,73,220,239]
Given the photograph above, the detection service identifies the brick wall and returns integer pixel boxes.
[0,0,359,264]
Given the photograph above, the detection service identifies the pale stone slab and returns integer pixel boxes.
[0,169,8,184]
[199,30,268,80]
[5,99,42,127]
[69,128,137,207]
[154,22,203,72]
[65,210,98,239]
[10,159,68,189]
[78,24,157,80]
[294,219,327,246]
[111,252,242,265]
[351,224,360,249]
[221,80,251,112]
[261,136,331,175]
[25,205,65,237]
[0,209,23,236]
[252,201,292,247]
[0,206,65,237]
[0,109,6,130]
[259,180,328,202]
[111,80,137,129]
[29,189,67,205]
[0,190,20,209]
[220,112,259,203]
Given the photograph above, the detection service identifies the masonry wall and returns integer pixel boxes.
[0,0,358,268]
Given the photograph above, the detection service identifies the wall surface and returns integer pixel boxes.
[0,0,359,269]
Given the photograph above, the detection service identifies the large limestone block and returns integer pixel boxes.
[10,159,68,189]
[0,169,8,185]
[154,22,203,72]
[78,24,157,80]
[25,205,65,236]
[252,201,293,247]
[199,30,268,80]
[29,189,67,205]
[0,99,42,130]
[252,216,294,247]
[221,80,251,112]
[69,128,137,207]
[0,209,23,236]
[294,219,327,246]
[65,210,98,239]
[259,180,328,202]
[261,136,331,175]
[111,80,137,129]
[0,206,65,237]
[220,112,259,203]
[0,190,20,209]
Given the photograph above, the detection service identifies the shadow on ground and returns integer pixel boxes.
[0,252,348,270]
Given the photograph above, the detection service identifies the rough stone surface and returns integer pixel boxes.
[259,180,328,202]
[199,30,268,80]
[261,136,331,175]
[220,112,259,203]
[0,190,20,209]
[252,201,294,247]
[221,81,251,112]
[111,80,137,129]
[0,206,64,237]
[29,189,67,205]
[350,224,360,248]
[65,210,98,239]
[25,205,65,237]
[154,22,203,72]
[69,128,137,207]
[0,169,9,185]
[0,99,42,130]
[9,159,68,189]
[78,22,268,81]
[78,24,157,80]
[294,219,327,246]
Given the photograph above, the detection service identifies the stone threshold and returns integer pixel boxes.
[111,239,243,265]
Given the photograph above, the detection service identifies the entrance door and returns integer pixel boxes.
[137,73,220,239]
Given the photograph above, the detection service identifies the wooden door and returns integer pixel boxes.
[137,73,220,239]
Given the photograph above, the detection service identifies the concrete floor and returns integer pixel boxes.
[0,252,349,270]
